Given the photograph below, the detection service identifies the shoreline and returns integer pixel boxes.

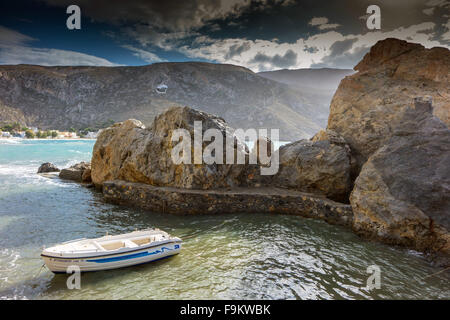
[0,137,97,141]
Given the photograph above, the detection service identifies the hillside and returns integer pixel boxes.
[0,62,344,140]
[258,68,354,91]
[258,68,354,125]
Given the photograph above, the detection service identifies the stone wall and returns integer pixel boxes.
[103,180,353,227]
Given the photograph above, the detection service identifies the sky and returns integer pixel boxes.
[0,0,449,71]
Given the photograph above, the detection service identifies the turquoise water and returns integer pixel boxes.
[0,139,448,300]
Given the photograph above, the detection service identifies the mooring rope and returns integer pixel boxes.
[33,264,47,279]
[422,266,450,280]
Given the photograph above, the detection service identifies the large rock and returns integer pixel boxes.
[81,169,92,183]
[37,162,60,173]
[91,106,250,189]
[328,38,450,172]
[59,162,91,182]
[273,131,352,202]
[350,98,450,266]
[250,136,273,167]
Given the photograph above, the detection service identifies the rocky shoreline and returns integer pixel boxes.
[42,38,450,267]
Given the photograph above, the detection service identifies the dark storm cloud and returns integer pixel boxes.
[304,46,319,53]
[40,0,449,35]
[224,42,251,59]
[329,38,358,56]
[250,49,297,69]
[4,0,449,69]
[41,0,252,31]
[311,45,370,69]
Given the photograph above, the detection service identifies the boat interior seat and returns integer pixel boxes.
[91,241,107,251]
[123,239,139,248]
[132,237,152,246]
[101,241,125,250]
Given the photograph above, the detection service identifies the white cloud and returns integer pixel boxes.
[0,26,35,46]
[318,23,340,30]
[442,19,450,41]
[0,26,119,66]
[308,17,340,31]
[123,25,200,51]
[121,45,167,63]
[309,17,329,26]
[176,22,448,71]
[422,7,435,15]
[423,0,450,15]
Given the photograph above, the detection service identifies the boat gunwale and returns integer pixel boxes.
[41,238,182,260]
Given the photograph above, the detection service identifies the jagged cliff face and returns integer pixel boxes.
[0,62,333,140]
[325,38,450,266]
[350,98,450,266]
[328,38,450,170]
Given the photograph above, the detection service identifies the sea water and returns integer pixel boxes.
[0,139,448,299]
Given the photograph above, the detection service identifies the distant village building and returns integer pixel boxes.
[1,131,11,138]
[84,131,98,139]
[57,131,79,139]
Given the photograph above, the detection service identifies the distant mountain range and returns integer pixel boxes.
[258,68,354,127]
[258,68,354,91]
[0,63,352,140]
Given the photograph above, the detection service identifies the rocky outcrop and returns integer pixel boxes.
[273,132,352,202]
[81,169,92,183]
[37,162,60,173]
[250,136,273,166]
[91,106,355,228]
[59,162,91,182]
[350,98,450,266]
[328,38,450,171]
[91,107,249,189]
[103,180,353,226]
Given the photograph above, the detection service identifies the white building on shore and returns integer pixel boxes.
[57,131,79,139]
[84,131,98,139]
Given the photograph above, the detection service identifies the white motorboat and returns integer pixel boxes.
[41,229,182,273]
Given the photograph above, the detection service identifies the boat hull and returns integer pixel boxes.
[42,242,181,273]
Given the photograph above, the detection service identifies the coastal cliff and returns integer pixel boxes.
[327,38,450,266]
[350,97,450,266]
[328,38,450,172]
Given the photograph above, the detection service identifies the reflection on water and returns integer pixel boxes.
[0,140,449,300]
